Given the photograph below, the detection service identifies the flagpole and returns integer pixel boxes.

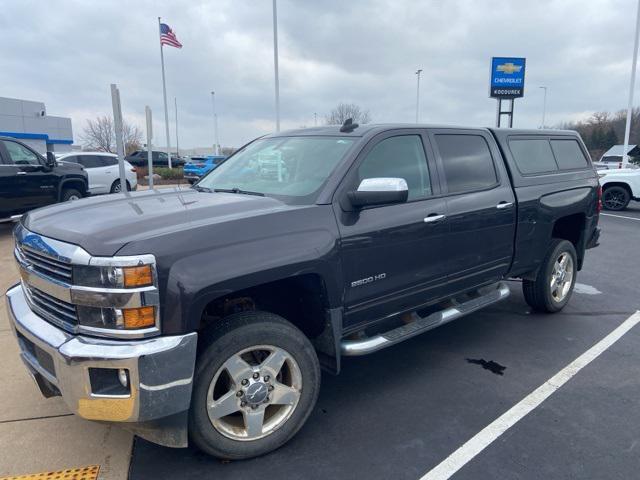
[158,16,173,169]
[174,97,179,158]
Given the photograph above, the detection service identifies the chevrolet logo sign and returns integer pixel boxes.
[496,62,522,74]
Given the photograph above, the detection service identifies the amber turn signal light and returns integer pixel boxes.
[123,265,153,287]
[122,306,156,329]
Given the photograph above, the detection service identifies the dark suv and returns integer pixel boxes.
[125,150,185,168]
[0,137,88,221]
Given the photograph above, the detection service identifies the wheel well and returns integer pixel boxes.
[602,182,632,196]
[199,274,329,339]
[552,213,585,248]
[59,180,86,199]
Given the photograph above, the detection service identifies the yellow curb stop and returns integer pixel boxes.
[0,465,100,480]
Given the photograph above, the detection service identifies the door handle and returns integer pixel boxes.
[424,214,446,223]
[16,171,27,175]
[496,201,514,209]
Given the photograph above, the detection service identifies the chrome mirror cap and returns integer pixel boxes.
[357,177,408,192]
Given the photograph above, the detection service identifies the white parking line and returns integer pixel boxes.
[419,310,640,480]
[601,213,640,221]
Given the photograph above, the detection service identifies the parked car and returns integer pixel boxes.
[0,136,88,221]
[598,167,640,210]
[6,123,600,460]
[125,150,185,168]
[184,155,226,184]
[57,152,137,194]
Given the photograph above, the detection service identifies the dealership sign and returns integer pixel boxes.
[489,57,526,98]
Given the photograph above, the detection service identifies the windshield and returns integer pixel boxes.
[197,136,355,203]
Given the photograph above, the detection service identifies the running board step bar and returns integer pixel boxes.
[340,282,510,356]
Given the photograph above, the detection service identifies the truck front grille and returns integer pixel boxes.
[23,283,78,332]
[18,244,73,283]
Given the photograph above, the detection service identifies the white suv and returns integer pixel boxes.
[57,152,137,195]
[598,167,640,210]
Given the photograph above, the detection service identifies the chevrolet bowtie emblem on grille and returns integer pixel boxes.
[496,62,522,74]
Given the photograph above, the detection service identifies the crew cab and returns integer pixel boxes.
[597,167,640,210]
[0,136,88,221]
[5,123,600,460]
[125,150,185,168]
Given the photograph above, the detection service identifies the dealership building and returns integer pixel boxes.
[0,96,73,154]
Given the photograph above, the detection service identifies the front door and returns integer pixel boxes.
[335,131,450,330]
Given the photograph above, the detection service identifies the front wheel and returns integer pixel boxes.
[523,239,577,313]
[61,188,82,202]
[189,311,321,459]
[110,179,131,193]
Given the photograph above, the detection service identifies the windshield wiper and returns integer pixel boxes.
[193,185,213,193]
[214,187,264,196]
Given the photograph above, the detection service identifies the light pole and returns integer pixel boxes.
[622,0,640,168]
[539,86,548,129]
[211,91,219,155]
[314,112,317,126]
[174,97,179,158]
[415,69,423,123]
[272,0,281,132]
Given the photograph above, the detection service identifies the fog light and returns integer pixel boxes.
[118,369,129,388]
[122,306,156,329]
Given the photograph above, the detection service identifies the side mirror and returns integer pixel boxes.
[46,152,57,168]
[348,178,409,208]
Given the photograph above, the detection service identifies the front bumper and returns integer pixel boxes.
[6,283,197,447]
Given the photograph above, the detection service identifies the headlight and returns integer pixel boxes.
[74,264,154,288]
[76,305,157,330]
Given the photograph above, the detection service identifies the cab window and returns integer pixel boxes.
[3,141,41,166]
[357,135,432,200]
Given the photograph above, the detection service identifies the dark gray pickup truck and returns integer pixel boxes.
[6,122,600,459]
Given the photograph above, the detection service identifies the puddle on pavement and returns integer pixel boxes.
[466,358,506,376]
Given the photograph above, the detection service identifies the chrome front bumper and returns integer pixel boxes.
[6,283,198,447]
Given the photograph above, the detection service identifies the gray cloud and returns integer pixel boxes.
[0,0,636,148]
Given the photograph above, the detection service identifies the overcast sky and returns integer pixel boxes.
[0,0,637,148]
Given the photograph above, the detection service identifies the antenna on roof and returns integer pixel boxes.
[340,118,359,133]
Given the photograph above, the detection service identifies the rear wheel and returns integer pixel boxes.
[189,311,320,459]
[602,185,630,211]
[110,179,131,193]
[61,188,82,202]
[523,239,577,313]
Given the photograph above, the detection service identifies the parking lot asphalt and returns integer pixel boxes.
[129,202,640,480]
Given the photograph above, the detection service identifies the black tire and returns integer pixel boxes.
[523,239,577,313]
[188,179,196,185]
[602,185,630,211]
[189,311,321,460]
[61,188,82,202]
[110,179,131,193]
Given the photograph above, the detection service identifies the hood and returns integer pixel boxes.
[23,187,292,256]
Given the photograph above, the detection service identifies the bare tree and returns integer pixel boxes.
[81,115,143,155]
[325,103,371,125]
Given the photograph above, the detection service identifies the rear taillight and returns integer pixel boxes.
[597,184,602,213]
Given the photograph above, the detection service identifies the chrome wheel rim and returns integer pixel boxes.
[67,194,80,201]
[550,252,574,302]
[206,345,302,441]
[113,182,121,193]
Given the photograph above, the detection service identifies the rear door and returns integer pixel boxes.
[336,130,450,329]
[429,129,516,292]
[0,139,57,215]
[82,155,112,194]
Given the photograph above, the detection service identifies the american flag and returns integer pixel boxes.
[160,23,182,49]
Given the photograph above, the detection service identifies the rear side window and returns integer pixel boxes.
[101,156,118,166]
[509,139,558,174]
[435,134,498,194]
[79,155,103,168]
[550,139,589,170]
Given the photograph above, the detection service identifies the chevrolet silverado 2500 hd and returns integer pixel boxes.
[6,122,600,459]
